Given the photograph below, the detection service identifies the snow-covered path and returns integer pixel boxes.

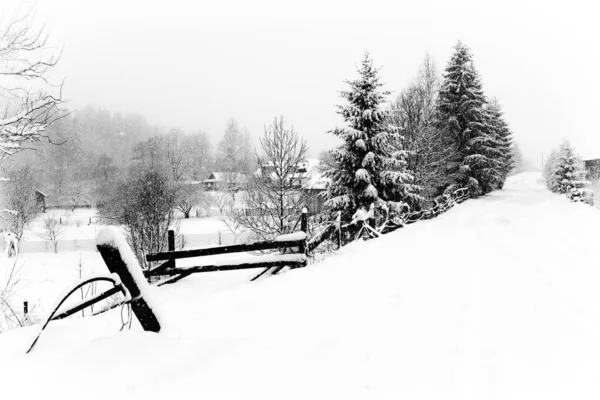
[2,172,600,399]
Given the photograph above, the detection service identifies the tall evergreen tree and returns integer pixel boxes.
[485,99,513,188]
[326,53,420,212]
[436,42,503,195]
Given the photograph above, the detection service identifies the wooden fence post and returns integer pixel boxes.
[97,244,161,332]
[167,230,175,269]
[336,211,342,249]
[299,208,308,256]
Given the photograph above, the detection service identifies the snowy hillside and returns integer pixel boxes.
[2,172,600,399]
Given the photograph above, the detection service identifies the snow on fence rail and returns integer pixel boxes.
[144,210,309,285]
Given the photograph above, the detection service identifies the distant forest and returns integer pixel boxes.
[6,106,254,207]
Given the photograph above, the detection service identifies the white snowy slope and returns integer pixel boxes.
[2,172,600,400]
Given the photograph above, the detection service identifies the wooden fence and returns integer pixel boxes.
[26,189,472,351]
[143,209,309,285]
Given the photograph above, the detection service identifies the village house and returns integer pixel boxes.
[202,172,248,191]
[256,158,330,214]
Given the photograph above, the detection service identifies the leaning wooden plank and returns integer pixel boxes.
[156,270,195,286]
[146,260,172,278]
[250,267,274,282]
[251,265,286,282]
[96,227,162,333]
[158,259,303,285]
[146,239,304,262]
[149,257,306,277]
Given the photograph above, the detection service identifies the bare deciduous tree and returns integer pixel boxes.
[184,131,213,180]
[0,7,66,161]
[0,256,29,332]
[165,128,193,182]
[2,165,41,239]
[389,55,452,199]
[37,214,65,253]
[216,118,253,177]
[228,116,308,241]
[176,183,208,218]
[214,191,233,215]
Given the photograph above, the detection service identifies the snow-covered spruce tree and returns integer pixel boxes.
[326,53,420,214]
[552,140,591,201]
[435,42,504,196]
[484,99,513,188]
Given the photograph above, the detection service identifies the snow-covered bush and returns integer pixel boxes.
[545,141,591,204]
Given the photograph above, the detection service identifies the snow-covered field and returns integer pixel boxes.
[7,212,240,253]
[2,172,600,399]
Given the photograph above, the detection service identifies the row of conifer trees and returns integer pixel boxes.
[324,42,514,215]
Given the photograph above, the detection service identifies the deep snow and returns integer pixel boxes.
[2,172,600,399]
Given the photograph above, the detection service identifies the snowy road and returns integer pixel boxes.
[2,172,600,399]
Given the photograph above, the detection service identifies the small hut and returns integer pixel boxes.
[34,188,47,212]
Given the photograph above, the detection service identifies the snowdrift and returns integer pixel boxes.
[2,172,600,399]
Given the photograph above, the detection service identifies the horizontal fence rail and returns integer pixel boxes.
[146,238,306,262]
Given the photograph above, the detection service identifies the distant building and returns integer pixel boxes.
[255,158,330,215]
[202,172,248,191]
[34,188,47,212]
[584,158,600,181]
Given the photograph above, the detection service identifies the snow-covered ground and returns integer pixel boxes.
[7,212,241,253]
[2,172,600,399]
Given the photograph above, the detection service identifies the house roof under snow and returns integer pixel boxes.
[255,158,330,190]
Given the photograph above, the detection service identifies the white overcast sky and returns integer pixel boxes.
[5,0,599,165]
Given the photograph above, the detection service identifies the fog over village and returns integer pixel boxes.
[1,1,600,399]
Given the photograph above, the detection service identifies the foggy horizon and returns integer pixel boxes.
[6,0,599,164]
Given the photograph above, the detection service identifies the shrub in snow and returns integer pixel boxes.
[97,169,179,269]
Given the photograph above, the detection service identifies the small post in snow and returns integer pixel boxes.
[167,230,175,269]
[299,208,308,256]
[336,211,342,249]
